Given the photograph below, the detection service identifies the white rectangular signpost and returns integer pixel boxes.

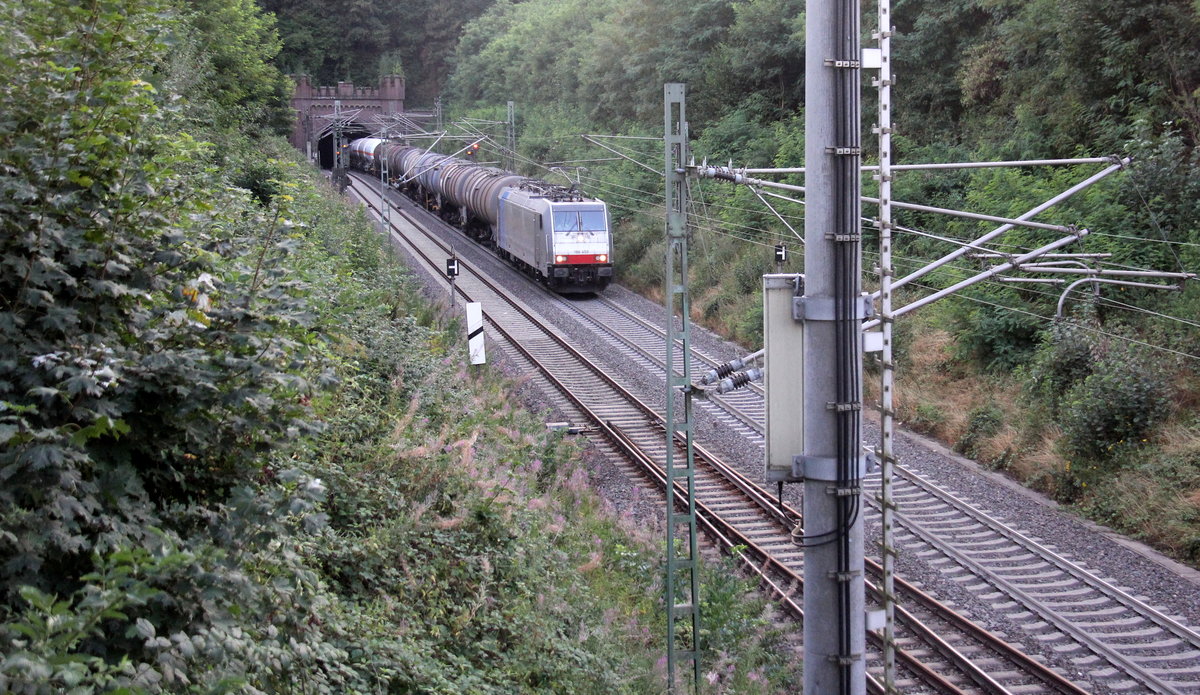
[466,302,486,365]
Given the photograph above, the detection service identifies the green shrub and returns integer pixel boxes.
[1025,322,1097,413]
[1081,446,1200,563]
[229,157,286,207]
[909,403,946,434]
[890,314,917,370]
[695,551,796,689]
[1058,349,1171,464]
[950,294,1043,372]
[957,403,1004,460]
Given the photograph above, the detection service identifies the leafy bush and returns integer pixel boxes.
[1,5,796,688]
[1025,322,1098,413]
[957,403,1004,460]
[949,292,1044,372]
[909,403,946,435]
[1081,443,1200,563]
[1058,349,1171,464]
[694,551,793,691]
[0,0,316,605]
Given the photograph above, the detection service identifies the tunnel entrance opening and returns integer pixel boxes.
[317,128,370,169]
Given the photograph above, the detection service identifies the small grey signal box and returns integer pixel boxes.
[446,258,459,278]
[764,273,804,483]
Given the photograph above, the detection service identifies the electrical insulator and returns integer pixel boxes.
[701,358,745,385]
[717,368,763,394]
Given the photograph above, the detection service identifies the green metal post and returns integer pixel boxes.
[380,128,391,232]
[663,82,701,694]
[506,101,517,172]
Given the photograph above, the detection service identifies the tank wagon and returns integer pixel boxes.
[348,138,385,172]
[348,138,612,293]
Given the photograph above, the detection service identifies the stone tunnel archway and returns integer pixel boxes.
[316,126,371,170]
[289,75,406,164]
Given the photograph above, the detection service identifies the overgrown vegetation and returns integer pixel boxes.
[0,0,800,691]
[259,0,495,103]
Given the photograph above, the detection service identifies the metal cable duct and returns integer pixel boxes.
[832,0,864,692]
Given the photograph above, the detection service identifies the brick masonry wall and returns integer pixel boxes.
[289,75,406,152]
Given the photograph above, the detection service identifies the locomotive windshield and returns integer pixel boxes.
[549,205,610,259]
[552,210,607,233]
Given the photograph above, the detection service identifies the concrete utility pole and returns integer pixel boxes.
[658,17,1149,695]
[803,0,867,692]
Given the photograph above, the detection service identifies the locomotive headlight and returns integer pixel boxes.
[555,255,567,263]
[596,254,608,263]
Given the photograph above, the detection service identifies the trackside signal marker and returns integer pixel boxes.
[466,302,485,365]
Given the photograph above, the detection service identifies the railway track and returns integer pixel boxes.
[344,173,1199,694]
[552,287,1200,695]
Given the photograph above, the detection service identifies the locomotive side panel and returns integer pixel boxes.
[498,191,545,272]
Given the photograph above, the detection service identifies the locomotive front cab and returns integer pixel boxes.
[547,202,613,292]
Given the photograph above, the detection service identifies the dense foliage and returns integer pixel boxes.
[1,0,800,691]
[0,0,312,602]
[259,0,494,103]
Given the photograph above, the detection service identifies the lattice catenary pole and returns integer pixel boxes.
[380,126,391,231]
[506,101,517,172]
[663,82,702,695]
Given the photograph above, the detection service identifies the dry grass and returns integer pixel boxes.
[892,335,1199,563]
[891,326,1067,490]
[1011,427,1065,480]
[1099,467,1200,560]
[1159,415,1200,457]
[976,419,1021,466]
[1159,419,1200,553]
[907,327,954,372]
[893,327,975,442]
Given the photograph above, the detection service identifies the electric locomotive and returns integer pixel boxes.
[347,138,612,294]
[496,181,611,292]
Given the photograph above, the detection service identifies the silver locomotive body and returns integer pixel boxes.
[350,140,612,293]
[497,185,612,293]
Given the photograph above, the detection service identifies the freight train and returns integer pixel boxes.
[348,138,613,294]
